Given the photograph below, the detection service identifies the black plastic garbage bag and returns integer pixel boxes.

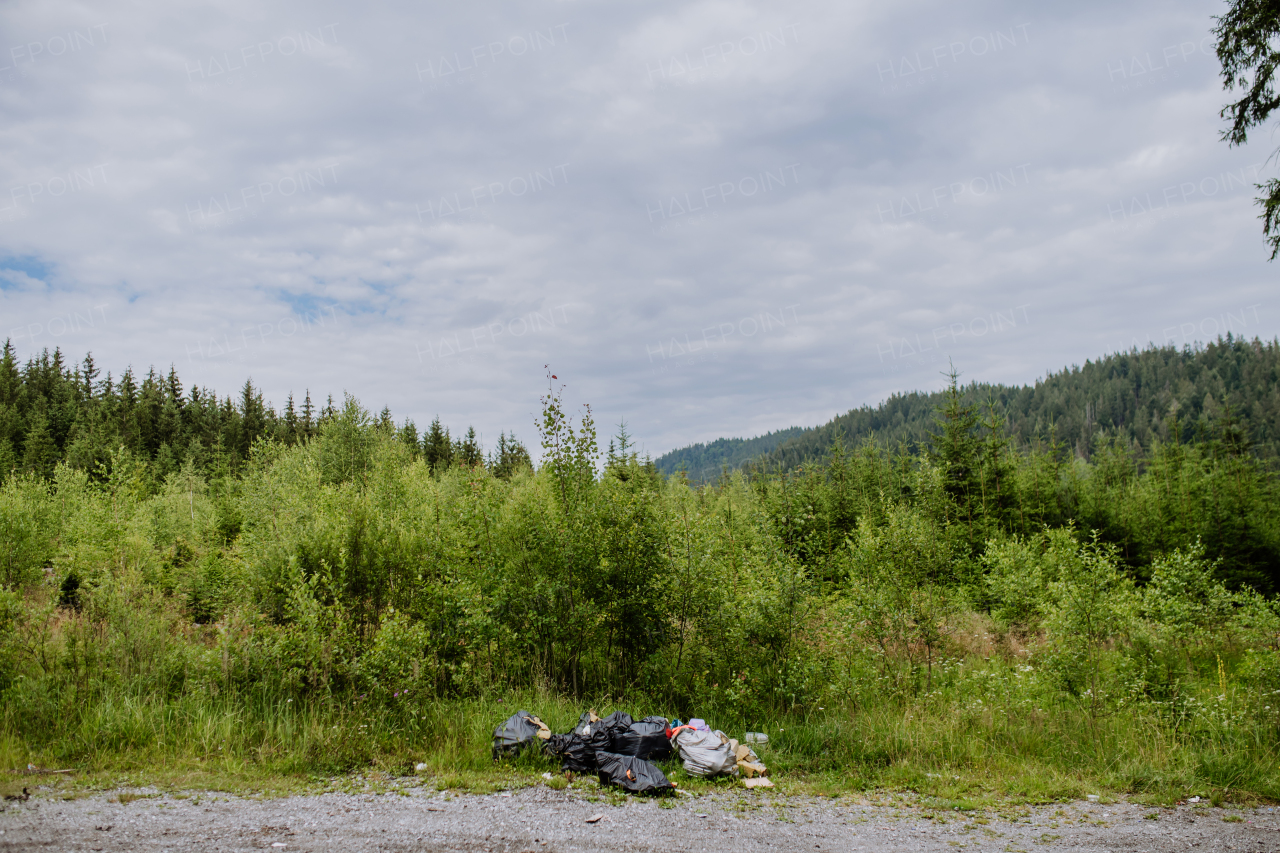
[612,716,672,761]
[597,711,634,736]
[595,751,675,793]
[547,732,596,773]
[548,722,614,773]
[569,711,631,745]
[491,711,547,760]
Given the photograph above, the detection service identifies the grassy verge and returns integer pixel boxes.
[6,686,1278,806]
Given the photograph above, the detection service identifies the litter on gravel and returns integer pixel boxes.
[492,708,770,793]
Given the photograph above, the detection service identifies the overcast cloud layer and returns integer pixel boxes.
[0,0,1275,457]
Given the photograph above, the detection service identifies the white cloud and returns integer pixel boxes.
[0,0,1274,457]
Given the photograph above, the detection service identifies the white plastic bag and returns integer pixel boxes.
[671,727,737,776]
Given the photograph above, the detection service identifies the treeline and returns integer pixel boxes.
[757,372,1280,594]
[650,426,807,483]
[656,337,1280,480]
[0,340,532,486]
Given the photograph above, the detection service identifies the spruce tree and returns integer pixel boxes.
[80,353,99,399]
[423,416,453,473]
[929,366,982,548]
[240,379,266,456]
[397,418,419,454]
[458,425,483,468]
[283,393,299,444]
[301,391,315,436]
[20,410,58,478]
[165,365,184,406]
[0,342,19,457]
[490,432,532,479]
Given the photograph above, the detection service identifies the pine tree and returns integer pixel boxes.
[606,420,637,479]
[301,391,315,436]
[0,342,23,453]
[397,418,419,454]
[80,352,99,399]
[458,425,483,468]
[423,416,453,473]
[283,393,299,444]
[929,366,982,547]
[240,379,266,456]
[0,438,15,483]
[166,366,184,406]
[21,409,58,478]
[491,431,532,479]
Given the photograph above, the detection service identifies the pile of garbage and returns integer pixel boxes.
[491,709,769,793]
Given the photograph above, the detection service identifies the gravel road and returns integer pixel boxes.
[5,782,1278,852]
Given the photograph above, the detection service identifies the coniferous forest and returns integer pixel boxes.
[2,338,1280,799]
[658,336,1280,480]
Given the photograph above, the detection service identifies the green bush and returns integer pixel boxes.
[0,377,1276,799]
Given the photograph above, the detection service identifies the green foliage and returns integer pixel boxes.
[1214,0,1280,258]
[0,474,55,588]
[982,533,1049,631]
[1039,533,1138,714]
[357,609,431,699]
[842,503,959,691]
[0,360,1279,801]
[1142,543,1235,640]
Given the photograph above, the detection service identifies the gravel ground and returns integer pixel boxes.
[4,782,1279,852]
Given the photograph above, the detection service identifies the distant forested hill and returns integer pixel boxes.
[655,337,1280,478]
[649,426,809,482]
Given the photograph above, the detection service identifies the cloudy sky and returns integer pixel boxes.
[0,0,1274,457]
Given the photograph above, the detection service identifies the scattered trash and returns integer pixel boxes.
[585,813,604,824]
[492,711,551,760]
[571,710,600,738]
[696,813,708,818]
[613,716,673,761]
[496,708,777,792]
[547,725,611,774]
[743,778,774,789]
[549,713,673,771]
[733,742,767,778]
[670,725,737,777]
[595,751,675,793]
[414,763,428,774]
[15,765,73,776]
[1188,796,1202,803]
[272,844,287,849]
[500,792,512,797]
[600,711,633,728]
[1087,795,1100,802]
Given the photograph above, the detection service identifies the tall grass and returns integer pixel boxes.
[8,640,1278,802]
